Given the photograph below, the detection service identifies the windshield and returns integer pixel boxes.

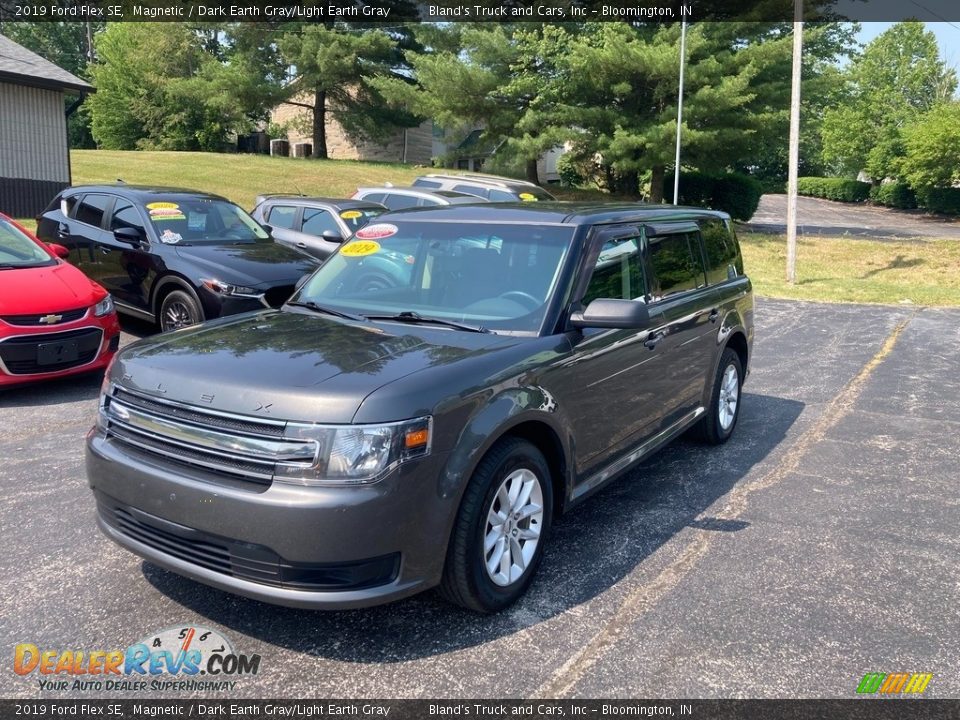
[293,221,574,334]
[339,206,385,233]
[0,219,55,268]
[145,198,269,245]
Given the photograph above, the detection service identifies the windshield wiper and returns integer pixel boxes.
[363,311,490,334]
[286,300,367,322]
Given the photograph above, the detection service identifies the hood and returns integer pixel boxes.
[111,309,512,423]
[0,262,104,315]
[175,242,318,288]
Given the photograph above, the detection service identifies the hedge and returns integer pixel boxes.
[796,177,871,203]
[664,171,763,221]
[914,186,960,215]
[869,183,917,210]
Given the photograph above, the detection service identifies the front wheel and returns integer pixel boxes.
[692,347,743,445]
[440,438,553,613]
[159,289,203,332]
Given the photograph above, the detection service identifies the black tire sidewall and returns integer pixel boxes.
[710,348,743,443]
[464,442,553,612]
[159,289,203,331]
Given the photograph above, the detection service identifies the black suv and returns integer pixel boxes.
[87,203,753,613]
[37,186,319,331]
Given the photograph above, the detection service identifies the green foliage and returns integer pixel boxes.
[663,171,763,221]
[821,21,957,178]
[869,183,917,209]
[914,187,960,215]
[900,102,960,190]
[87,23,285,152]
[556,154,585,188]
[796,177,871,202]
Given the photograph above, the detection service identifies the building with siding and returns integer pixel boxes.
[0,34,93,217]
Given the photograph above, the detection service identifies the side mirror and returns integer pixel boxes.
[569,298,651,330]
[46,242,69,259]
[114,227,143,245]
[321,230,344,243]
[260,223,273,234]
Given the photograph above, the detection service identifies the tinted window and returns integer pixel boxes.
[338,206,385,233]
[267,205,298,230]
[453,184,490,199]
[489,189,516,202]
[413,179,442,189]
[382,194,419,211]
[701,219,741,284]
[583,235,646,305]
[110,203,146,236]
[75,194,111,228]
[145,197,269,245]
[648,232,706,299]
[302,208,341,237]
[361,192,385,204]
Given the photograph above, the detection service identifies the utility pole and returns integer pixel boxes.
[786,0,803,283]
[673,19,687,206]
[86,21,94,62]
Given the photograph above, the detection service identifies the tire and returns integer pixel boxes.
[439,438,554,613]
[691,347,743,445]
[158,289,204,332]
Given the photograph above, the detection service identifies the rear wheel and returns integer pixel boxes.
[158,289,203,332]
[440,438,553,613]
[692,347,743,445]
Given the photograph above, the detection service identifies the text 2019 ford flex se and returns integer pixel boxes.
[87,203,754,613]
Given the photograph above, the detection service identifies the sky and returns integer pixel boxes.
[857,22,960,68]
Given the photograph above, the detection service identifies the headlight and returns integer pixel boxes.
[93,294,114,317]
[275,417,432,486]
[201,278,261,298]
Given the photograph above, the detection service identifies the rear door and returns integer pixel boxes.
[262,203,302,251]
[641,222,717,426]
[67,193,114,275]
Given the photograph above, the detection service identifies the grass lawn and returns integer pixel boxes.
[739,231,960,307]
[12,150,960,307]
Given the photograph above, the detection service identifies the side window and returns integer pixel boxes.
[700,219,739,285]
[110,203,146,236]
[302,208,341,237]
[452,184,490,198]
[488,189,516,202]
[413,179,442,189]
[267,205,298,230]
[75,194,111,228]
[382,194,419,211]
[361,192,384,204]
[647,232,706,299]
[582,234,646,305]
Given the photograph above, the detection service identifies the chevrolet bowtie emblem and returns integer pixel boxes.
[39,314,63,325]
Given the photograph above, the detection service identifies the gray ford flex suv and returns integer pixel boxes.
[87,203,754,613]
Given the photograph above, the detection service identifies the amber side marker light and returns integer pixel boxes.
[405,428,430,450]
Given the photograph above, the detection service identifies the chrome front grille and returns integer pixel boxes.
[100,388,315,488]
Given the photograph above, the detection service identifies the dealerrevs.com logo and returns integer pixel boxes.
[856,672,933,696]
[14,625,261,693]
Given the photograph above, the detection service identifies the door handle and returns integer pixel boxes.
[297,242,307,248]
[643,332,665,350]
[57,223,69,240]
[709,309,720,323]
[100,246,111,255]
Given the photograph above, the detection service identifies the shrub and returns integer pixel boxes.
[556,153,585,187]
[869,182,917,209]
[796,177,871,203]
[915,186,960,215]
[663,171,763,221]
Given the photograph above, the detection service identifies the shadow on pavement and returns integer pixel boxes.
[144,391,804,663]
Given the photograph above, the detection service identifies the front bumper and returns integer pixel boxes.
[86,431,457,609]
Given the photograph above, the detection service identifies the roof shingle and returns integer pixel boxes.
[0,33,93,93]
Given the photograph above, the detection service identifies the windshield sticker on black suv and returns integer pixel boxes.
[354,223,398,240]
[159,229,182,244]
[519,193,539,201]
[340,240,381,257]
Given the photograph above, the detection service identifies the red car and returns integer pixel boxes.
[0,213,120,387]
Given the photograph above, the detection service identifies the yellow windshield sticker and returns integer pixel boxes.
[146,202,180,210]
[340,240,381,257]
[340,210,363,220]
[519,193,538,202]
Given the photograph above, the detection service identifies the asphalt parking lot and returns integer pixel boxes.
[2,297,958,699]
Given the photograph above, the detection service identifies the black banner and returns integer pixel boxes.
[1,0,959,24]
[1,700,959,720]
